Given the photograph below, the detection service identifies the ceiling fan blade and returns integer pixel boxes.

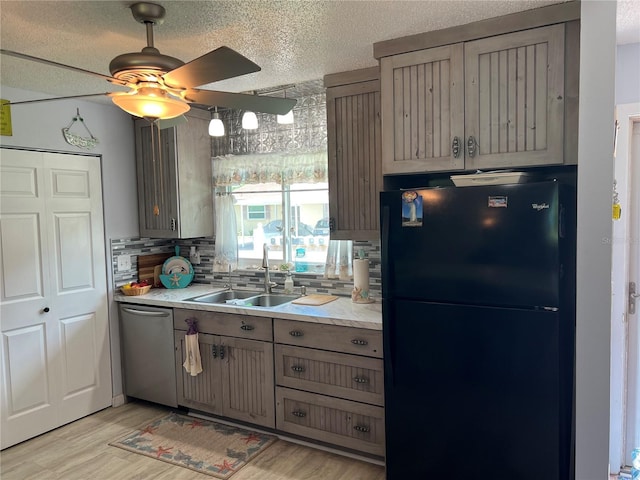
[5,93,112,106]
[0,49,128,87]
[185,89,296,115]
[163,46,260,89]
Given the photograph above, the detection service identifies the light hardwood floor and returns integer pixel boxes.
[0,401,386,480]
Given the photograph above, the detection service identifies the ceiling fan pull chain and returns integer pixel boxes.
[156,120,165,215]
[149,119,160,216]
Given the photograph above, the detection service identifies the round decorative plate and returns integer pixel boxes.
[162,257,192,275]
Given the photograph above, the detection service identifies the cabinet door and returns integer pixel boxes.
[219,336,275,428]
[175,331,222,415]
[381,43,464,174]
[464,24,565,169]
[326,77,382,240]
[135,120,179,238]
[174,112,214,239]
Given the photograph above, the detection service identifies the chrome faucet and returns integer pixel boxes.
[262,243,277,293]
[225,265,233,291]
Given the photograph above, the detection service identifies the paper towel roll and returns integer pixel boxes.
[352,259,373,303]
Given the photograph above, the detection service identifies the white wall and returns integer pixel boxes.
[0,85,140,399]
[616,43,640,105]
[576,2,616,478]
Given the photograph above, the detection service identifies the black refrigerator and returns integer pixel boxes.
[380,181,576,480]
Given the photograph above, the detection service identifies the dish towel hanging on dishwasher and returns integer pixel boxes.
[183,318,203,376]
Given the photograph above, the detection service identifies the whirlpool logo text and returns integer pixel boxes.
[531,203,550,211]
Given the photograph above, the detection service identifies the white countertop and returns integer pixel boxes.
[114,284,382,330]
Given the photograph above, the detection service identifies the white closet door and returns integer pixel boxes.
[0,149,111,449]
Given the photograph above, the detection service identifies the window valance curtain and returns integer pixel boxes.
[212,151,327,187]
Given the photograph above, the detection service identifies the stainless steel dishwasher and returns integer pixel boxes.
[119,304,177,407]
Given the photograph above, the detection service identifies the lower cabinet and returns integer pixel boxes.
[276,387,385,457]
[172,308,384,457]
[174,310,275,429]
[274,319,385,457]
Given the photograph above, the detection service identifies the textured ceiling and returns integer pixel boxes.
[0,0,637,105]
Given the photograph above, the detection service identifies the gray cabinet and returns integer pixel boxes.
[174,309,275,428]
[324,67,382,241]
[380,23,576,174]
[135,108,214,238]
[274,319,385,456]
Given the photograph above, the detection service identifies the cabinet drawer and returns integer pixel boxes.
[174,309,273,341]
[274,319,382,358]
[276,387,385,457]
[275,345,384,406]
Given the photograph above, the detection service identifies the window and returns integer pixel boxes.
[247,205,266,220]
[213,151,329,273]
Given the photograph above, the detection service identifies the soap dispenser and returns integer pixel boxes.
[284,272,294,294]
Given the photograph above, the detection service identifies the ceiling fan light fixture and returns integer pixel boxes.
[112,86,190,120]
[242,111,258,130]
[209,111,225,137]
[277,110,294,125]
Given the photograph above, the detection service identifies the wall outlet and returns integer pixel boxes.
[190,252,201,265]
[117,254,131,272]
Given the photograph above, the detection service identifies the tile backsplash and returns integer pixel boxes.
[112,237,381,299]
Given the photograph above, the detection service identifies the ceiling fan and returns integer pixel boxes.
[0,2,296,120]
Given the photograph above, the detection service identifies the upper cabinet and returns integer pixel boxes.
[464,25,565,170]
[135,109,214,239]
[376,2,580,175]
[380,44,464,173]
[324,67,383,241]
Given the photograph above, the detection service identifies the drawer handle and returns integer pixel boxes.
[240,324,255,331]
[353,376,369,384]
[467,135,478,158]
[211,344,217,359]
[351,339,368,346]
[291,365,305,373]
[353,425,370,433]
[452,136,461,158]
[292,410,306,418]
[289,330,304,337]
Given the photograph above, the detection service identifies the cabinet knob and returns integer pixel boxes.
[42,307,50,313]
[291,365,305,373]
[240,324,254,331]
[219,345,225,360]
[289,330,304,337]
[211,344,217,358]
[353,425,370,433]
[292,410,306,418]
[351,339,368,346]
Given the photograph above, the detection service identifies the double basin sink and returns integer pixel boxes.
[185,289,299,308]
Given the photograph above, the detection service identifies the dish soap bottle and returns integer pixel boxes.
[284,272,294,294]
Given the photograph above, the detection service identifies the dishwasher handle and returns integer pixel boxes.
[122,307,170,317]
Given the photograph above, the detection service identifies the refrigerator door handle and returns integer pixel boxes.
[381,204,395,387]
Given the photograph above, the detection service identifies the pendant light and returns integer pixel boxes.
[241,91,259,130]
[242,110,258,130]
[277,110,294,125]
[208,107,225,137]
[277,89,294,125]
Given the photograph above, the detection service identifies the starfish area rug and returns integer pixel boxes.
[109,412,278,479]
